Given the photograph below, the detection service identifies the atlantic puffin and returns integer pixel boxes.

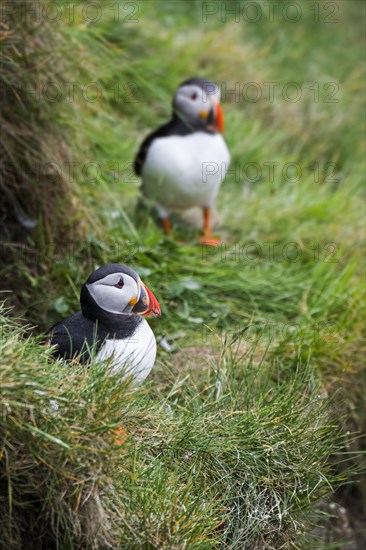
[134,77,230,245]
[48,264,161,383]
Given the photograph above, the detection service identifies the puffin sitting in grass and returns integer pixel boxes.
[134,77,230,245]
[48,264,161,383]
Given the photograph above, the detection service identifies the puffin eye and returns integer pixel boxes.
[191,92,198,100]
[115,277,124,289]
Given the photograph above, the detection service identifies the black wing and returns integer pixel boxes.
[134,117,194,176]
[134,129,158,177]
[47,312,107,363]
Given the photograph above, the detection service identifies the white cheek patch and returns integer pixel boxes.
[87,284,127,314]
[207,83,220,102]
[177,83,221,121]
[87,273,138,315]
[195,83,221,104]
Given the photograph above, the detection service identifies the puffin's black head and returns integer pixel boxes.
[80,264,161,321]
[172,77,224,132]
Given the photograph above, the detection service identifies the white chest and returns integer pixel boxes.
[142,132,230,211]
[96,320,157,383]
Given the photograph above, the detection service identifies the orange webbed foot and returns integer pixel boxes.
[200,207,220,246]
[199,235,221,246]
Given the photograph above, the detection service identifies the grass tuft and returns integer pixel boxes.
[0,310,355,549]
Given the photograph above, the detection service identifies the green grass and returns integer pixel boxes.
[0,309,355,549]
[0,0,365,548]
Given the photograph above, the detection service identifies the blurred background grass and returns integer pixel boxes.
[0,0,365,548]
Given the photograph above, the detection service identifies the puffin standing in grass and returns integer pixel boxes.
[48,264,161,383]
[134,77,230,245]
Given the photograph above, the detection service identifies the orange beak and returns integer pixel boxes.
[213,98,224,133]
[132,281,161,317]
